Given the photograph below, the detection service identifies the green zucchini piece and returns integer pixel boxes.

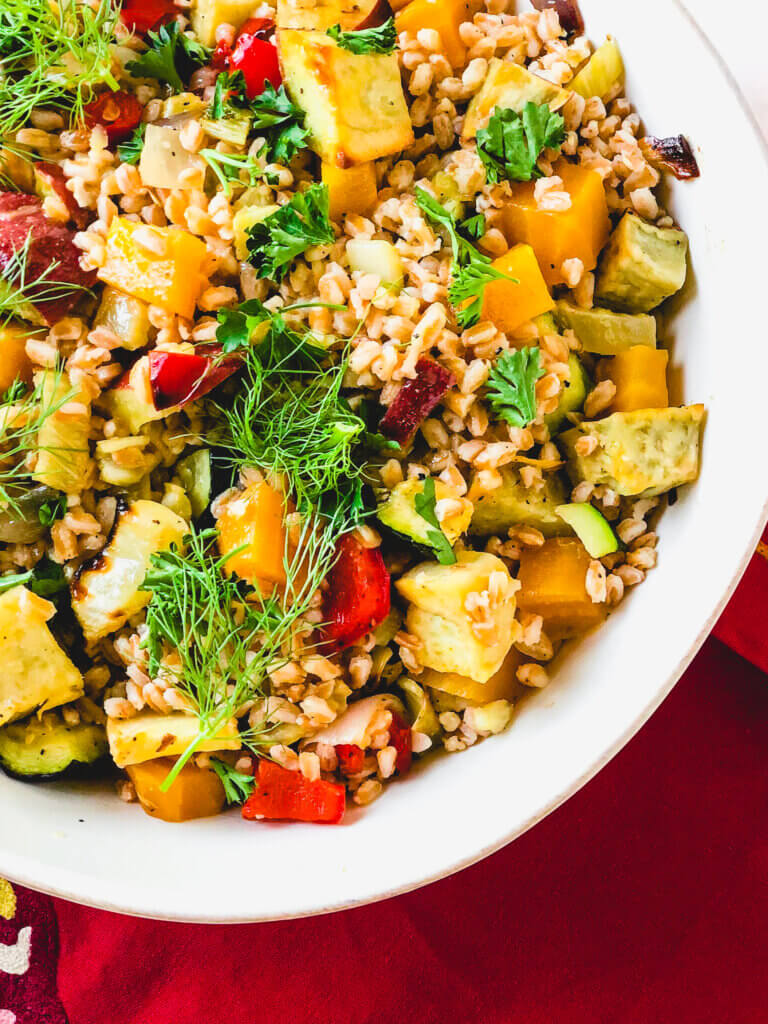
[377,478,471,554]
[176,449,212,519]
[371,606,403,647]
[0,485,61,544]
[595,212,688,313]
[470,469,571,537]
[398,677,441,743]
[556,503,618,558]
[0,714,108,780]
[554,300,657,355]
[544,354,590,435]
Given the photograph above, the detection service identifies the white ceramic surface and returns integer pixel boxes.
[2,0,768,923]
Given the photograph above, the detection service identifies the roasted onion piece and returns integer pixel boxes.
[530,0,584,35]
[640,135,700,180]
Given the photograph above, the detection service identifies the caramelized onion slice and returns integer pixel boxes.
[529,0,584,35]
[640,135,701,180]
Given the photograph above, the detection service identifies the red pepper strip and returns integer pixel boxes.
[120,0,177,35]
[378,357,455,447]
[229,18,281,98]
[335,744,365,776]
[211,40,232,70]
[388,712,412,776]
[84,91,143,144]
[242,760,346,824]
[148,347,241,410]
[322,534,391,651]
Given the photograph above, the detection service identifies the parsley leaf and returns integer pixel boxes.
[126,21,210,92]
[477,101,566,184]
[28,557,68,599]
[249,83,310,164]
[38,495,66,526]
[208,69,247,120]
[216,298,271,353]
[116,123,145,165]
[486,347,544,428]
[200,149,274,196]
[246,183,334,281]
[415,187,514,330]
[414,477,456,565]
[327,17,397,55]
[211,758,256,805]
[460,213,486,240]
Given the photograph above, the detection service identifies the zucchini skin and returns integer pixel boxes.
[0,718,109,781]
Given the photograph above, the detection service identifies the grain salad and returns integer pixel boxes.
[0,0,705,824]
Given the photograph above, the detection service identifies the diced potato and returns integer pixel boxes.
[346,238,404,285]
[595,212,688,314]
[191,0,262,46]
[501,161,610,287]
[108,711,241,768]
[127,757,227,821]
[216,480,291,588]
[277,0,388,30]
[560,405,705,497]
[104,355,175,434]
[422,646,524,705]
[470,468,569,537]
[396,551,521,682]
[72,500,188,641]
[279,30,413,166]
[139,124,206,191]
[233,204,279,261]
[94,286,151,351]
[0,586,84,726]
[322,161,378,221]
[99,218,208,319]
[603,346,669,414]
[480,243,554,334]
[463,58,570,139]
[395,0,478,69]
[0,323,34,392]
[517,537,606,637]
[32,371,93,494]
[570,38,624,101]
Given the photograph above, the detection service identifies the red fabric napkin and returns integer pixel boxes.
[713,525,768,674]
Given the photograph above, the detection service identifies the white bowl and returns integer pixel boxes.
[2,0,768,923]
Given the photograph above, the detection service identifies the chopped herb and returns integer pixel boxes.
[116,123,146,165]
[0,570,33,593]
[477,101,566,184]
[248,83,310,164]
[246,183,334,282]
[208,69,248,120]
[126,21,211,92]
[200,149,274,196]
[38,495,67,526]
[327,17,397,55]
[414,476,456,565]
[28,557,68,599]
[460,213,486,240]
[485,346,544,428]
[211,758,256,805]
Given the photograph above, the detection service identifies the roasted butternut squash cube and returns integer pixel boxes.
[108,711,241,768]
[462,58,570,139]
[481,244,554,334]
[98,218,208,319]
[0,323,33,392]
[217,480,291,588]
[501,161,610,287]
[191,0,262,46]
[517,537,606,637]
[421,647,524,705]
[395,0,476,69]
[32,371,93,494]
[277,0,387,30]
[603,346,669,414]
[322,161,378,221]
[127,757,227,822]
[279,29,413,166]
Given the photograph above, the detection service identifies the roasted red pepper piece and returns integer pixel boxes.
[335,744,365,776]
[640,135,701,181]
[388,711,412,776]
[84,91,143,144]
[378,357,455,447]
[242,759,346,824]
[120,0,177,34]
[148,346,241,409]
[322,533,391,651]
[530,0,584,34]
[229,18,281,98]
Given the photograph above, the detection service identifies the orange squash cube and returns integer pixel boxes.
[126,758,226,823]
[603,345,669,414]
[395,0,476,68]
[0,323,34,392]
[500,162,610,287]
[422,647,524,705]
[217,480,290,588]
[321,160,378,221]
[98,218,208,319]
[517,537,607,637]
[481,244,554,334]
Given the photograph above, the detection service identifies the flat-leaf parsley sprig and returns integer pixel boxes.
[327,18,397,55]
[485,346,544,428]
[246,183,335,282]
[126,21,211,92]
[415,187,515,329]
[477,101,566,184]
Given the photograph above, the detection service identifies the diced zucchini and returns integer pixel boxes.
[347,239,404,286]
[0,586,84,727]
[595,212,688,314]
[570,38,625,101]
[32,371,93,495]
[0,713,107,780]
[139,125,206,191]
[370,605,403,646]
[0,484,60,544]
[462,58,570,139]
[201,110,252,147]
[191,0,263,46]
[278,29,413,165]
[470,468,570,537]
[175,449,212,519]
[233,204,279,262]
[107,711,241,768]
[555,503,618,558]
[94,286,151,351]
[544,353,590,435]
[561,405,706,497]
[554,299,657,355]
[71,500,188,641]
[398,677,441,743]
[377,477,472,555]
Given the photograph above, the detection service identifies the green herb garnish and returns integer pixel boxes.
[28,557,68,598]
[477,101,566,184]
[116,124,146,166]
[208,69,248,120]
[38,495,66,526]
[249,83,310,165]
[200,150,274,196]
[327,17,397,55]
[414,477,456,565]
[485,346,544,428]
[126,21,211,92]
[0,233,94,326]
[246,183,335,282]
[211,759,256,805]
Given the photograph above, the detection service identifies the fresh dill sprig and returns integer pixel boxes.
[200,149,275,196]
[0,0,120,138]
[327,18,397,55]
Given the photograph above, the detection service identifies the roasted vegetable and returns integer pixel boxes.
[191,0,264,46]
[138,124,206,190]
[595,212,688,314]
[377,477,472,555]
[217,479,291,588]
[517,536,606,637]
[175,449,212,519]
[555,503,618,558]
[639,135,700,181]
[395,0,477,70]
[229,18,281,97]
[544,353,589,435]
[233,203,280,261]
[346,238,403,285]
[121,0,178,34]
[32,371,93,495]
[561,405,705,497]
[398,677,441,743]
[33,162,89,229]
[0,323,33,392]
[554,299,657,355]
[322,533,391,650]
[126,757,227,821]
[0,586,84,727]
[105,355,175,434]
[0,485,62,544]
[422,646,524,706]
[277,0,389,31]
[322,161,378,221]
[242,758,346,823]
[84,91,143,144]
[107,711,241,767]
[379,357,455,447]
[602,345,669,414]
[480,243,554,334]
[311,693,406,747]
[0,713,107,780]
[93,286,151,351]
[463,58,570,140]
[470,468,569,537]
[570,37,624,100]
[149,347,241,409]
[530,0,583,35]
